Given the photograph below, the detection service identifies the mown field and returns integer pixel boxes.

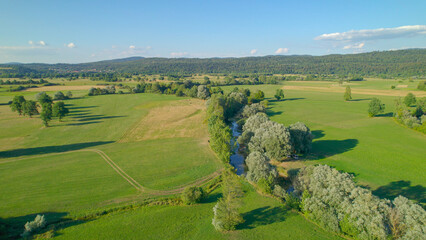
[223,79,426,206]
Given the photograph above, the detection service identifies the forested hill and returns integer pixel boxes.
[1,49,425,77]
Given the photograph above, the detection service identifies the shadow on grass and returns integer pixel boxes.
[201,192,222,204]
[350,98,371,102]
[0,211,87,239]
[307,139,359,160]
[376,112,393,117]
[238,206,287,230]
[0,141,114,158]
[311,130,325,139]
[266,109,283,117]
[373,181,425,208]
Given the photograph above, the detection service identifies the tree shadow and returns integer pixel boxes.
[67,121,103,126]
[238,206,287,230]
[266,109,283,117]
[376,112,393,117]
[0,211,87,239]
[200,192,222,204]
[311,130,325,139]
[373,181,425,208]
[307,139,359,160]
[284,97,305,101]
[349,98,371,102]
[67,105,98,110]
[0,141,114,158]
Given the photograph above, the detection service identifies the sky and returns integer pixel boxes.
[0,0,425,63]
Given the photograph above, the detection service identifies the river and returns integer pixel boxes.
[230,121,245,175]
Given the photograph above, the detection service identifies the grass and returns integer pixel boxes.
[0,93,221,220]
[222,83,426,206]
[53,184,342,240]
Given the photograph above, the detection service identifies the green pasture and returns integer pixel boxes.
[222,84,426,205]
[54,185,342,240]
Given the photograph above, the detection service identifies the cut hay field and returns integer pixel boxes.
[223,81,426,206]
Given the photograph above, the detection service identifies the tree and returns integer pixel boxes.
[10,95,26,115]
[54,91,66,100]
[289,122,313,154]
[52,101,69,121]
[404,93,416,107]
[40,102,52,126]
[368,98,385,117]
[274,89,285,101]
[240,103,266,119]
[344,86,352,101]
[66,91,73,99]
[197,85,210,99]
[22,100,39,117]
[212,173,244,231]
[245,151,277,183]
[36,92,52,105]
[181,186,205,205]
[248,90,265,103]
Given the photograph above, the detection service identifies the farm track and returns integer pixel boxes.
[0,149,221,196]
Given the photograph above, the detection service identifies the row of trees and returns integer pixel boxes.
[3,49,424,77]
[294,165,426,239]
[10,92,69,126]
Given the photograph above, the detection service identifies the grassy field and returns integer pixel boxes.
[0,93,221,223]
[223,81,426,206]
[54,184,342,240]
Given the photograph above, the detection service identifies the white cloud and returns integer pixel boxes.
[170,52,188,57]
[129,45,136,49]
[28,40,47,47]
[275,48,289,54]
[67,43,76,48]
[315,25,426,41]
[250,49,257,55]
[343,42,365,49]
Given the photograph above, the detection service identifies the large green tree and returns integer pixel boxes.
[10,95,26,115]
[212,173,244,231]
[403,93,416,107]
[22,100,39,118]
[274,89,285,101]
[52,101,69,121]
[344,86,352,101]
[368,98,385,117]
[40,102,53,126]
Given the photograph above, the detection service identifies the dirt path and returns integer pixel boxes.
[148,170,222,196]
[0,148,221,196]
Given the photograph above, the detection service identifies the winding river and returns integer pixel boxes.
[230,122,245,175]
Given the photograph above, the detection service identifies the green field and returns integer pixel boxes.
[1,78,424,239]
[54,184,342,240]
[0,93,222,228]
[223,81,426,206]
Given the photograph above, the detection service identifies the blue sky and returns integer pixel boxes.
[0,0,425,63]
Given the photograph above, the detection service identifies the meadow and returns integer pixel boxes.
[0,77,424,239]
[223,79,426,206]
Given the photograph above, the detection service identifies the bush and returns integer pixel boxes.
[368,97,385,117]
[181,186,205,205]
[22,215,46,237]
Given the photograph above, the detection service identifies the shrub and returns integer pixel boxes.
[404,93,416,107]
[22,215,46,238]
[181,186,205,205]
[368,97,385,117]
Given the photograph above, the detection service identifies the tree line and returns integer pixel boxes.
[1,49,425,78]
